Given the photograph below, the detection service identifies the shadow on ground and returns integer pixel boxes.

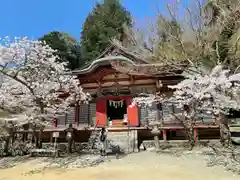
[0,151,127,169]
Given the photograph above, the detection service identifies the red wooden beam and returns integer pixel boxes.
[80,76,156,84]
[82,83,157,90]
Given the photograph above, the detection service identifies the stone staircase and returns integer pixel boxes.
[87,129,102,154]
[106,130,138,153]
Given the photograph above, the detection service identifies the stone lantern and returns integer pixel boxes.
[65,123,74,154]
[150,120,161,152]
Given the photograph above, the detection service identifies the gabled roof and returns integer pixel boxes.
[70,44,151,75]
[71,56,145,75]
[94,44,151,64]
[69,44,186,77]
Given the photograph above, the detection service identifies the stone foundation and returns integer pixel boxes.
[106,130,138,153]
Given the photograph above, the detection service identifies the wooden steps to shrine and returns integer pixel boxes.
[111,120,125,127]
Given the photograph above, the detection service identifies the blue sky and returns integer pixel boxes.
[0,0,190,40]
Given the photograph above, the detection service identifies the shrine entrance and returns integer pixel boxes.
[107,99,127,126]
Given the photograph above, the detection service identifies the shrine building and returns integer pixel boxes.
[52,45,218,133]
[55,45,184,129]
[12,46,228,150]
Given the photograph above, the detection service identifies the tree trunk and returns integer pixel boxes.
[186,127,195,150]
[182,107,196,150]
[219,114,230,147]
[215,113,230,147]
[11,132,16,145]
[4,136,10,155]
[5,126,14,156]
[22,132,27,142]
[38,129,43,149]
[35,136,39,148]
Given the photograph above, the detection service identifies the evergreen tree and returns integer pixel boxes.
[80,0,132,62]
[204,0,240,69]
[39,31,82,70]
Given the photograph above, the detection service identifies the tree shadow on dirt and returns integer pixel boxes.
[0,156,33,169]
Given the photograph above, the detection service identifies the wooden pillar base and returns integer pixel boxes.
[162,130,167,142]
[194,129,198,144]
[74,123,78,129]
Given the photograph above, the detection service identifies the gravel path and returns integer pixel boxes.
[0,150,239,180]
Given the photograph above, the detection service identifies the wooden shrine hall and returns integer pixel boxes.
[51,45,219,138]
[57,45,183,128]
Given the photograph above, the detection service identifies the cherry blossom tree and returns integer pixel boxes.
[131,65,240,148]
[168,65,240,147]
[0,37,89,127]
[131,88,167,151]
[112,0,240,148]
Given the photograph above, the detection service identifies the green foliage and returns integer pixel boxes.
[203,0,240,70]
[154,15,186,62]
[80,0,132,62]
[39,31,82,70]
[204,0,221,26]
[218,25,234,62]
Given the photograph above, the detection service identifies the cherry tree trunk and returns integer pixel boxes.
[4,126,14,155]
[185,126,195,150]
[217,114,230,147]
[4,136,10,155]
[38,129,43,149]
[182,107,196,150]
[183,115,195,149]
[11,132,16,145]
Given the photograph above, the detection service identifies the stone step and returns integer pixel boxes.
[107,132,129,136]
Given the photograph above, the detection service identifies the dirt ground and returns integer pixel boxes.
[0,151,239,180]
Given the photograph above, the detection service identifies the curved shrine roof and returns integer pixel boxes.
[68,45,186,77]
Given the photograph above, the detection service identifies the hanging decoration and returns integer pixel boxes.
[109,100,124,108]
